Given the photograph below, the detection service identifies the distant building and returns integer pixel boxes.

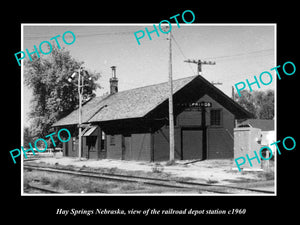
[238,119,275,153]
[237,119,274,131]
[53,67,253,161]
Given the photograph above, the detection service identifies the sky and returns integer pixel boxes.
[22,24,275,126]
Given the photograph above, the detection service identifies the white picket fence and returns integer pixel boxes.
[23,148,63,159]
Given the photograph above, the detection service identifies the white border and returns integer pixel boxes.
[21,23,277,197]
[21,23,24,195]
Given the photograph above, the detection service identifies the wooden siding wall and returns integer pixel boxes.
[205,95,234,159]
[208,129,233,158]
[63,126,106,160]
[153,126,181,161]
[107,134,123,159]
[64,137,79,157]
[82,137,106,159]
[106,133,151,161]
[177,111,202,126]
[62,126,79,157]
[63,140,76,157]
[131,133,151,161]
[153,94,235,161]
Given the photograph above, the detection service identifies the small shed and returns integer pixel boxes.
[234,127,262,170]
[235,119,275,171]
[238,119,275,153]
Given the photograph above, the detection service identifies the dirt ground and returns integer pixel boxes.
[25,157,275,188]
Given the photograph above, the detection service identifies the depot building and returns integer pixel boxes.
[53,67,252,161]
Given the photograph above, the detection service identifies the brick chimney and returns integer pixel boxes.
[109,66,118,94]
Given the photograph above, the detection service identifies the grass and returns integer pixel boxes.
[40,177,51,185]
[256,170,274,180]
[23,169,155,193]
[24,158,275,192]
[24,160,179,181]
[206,178,219,184]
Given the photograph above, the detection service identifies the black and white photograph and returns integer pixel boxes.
[21,24,276,196]
[3,4,298,221]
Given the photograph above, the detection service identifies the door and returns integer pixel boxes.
[182,129,203,160]
[122,134,132,160]
[64,141,68,156]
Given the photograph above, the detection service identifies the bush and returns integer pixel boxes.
[152,163,164,173]
[41,177,51,185]
[51,179,61,188]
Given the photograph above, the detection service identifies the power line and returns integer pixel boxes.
[202,48,274,61]
[171,34,188,59]
[76,31,135,38]
[169,33,273,71]
[24,31,136,40]
[171,34,196,75]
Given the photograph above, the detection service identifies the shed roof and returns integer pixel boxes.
[238,119,274,131]
[53,75,253,127]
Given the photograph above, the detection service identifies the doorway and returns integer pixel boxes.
[122,134,132,160]
[181,129,204,160]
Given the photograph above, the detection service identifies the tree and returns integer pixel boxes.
[234,90,274,119]
[24,45,100,147]
[23,126,34,149]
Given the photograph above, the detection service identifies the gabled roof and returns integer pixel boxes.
[189,74,254,119]
[53,75,253,127]
[53,75,197,126]
[238,119,274,131]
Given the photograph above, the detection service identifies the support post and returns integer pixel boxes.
[168,30,175,163]
[201,106,207,160]
[78,68,82,160]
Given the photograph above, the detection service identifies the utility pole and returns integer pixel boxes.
[201,104,207,160]
[184,59,216,75]
[68,66,91,161]
[168,29,175,163]
[78,69,82,160]
[162,27,175,163]
[232,85,237,128]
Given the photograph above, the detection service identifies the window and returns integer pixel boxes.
[72,137,76,151]
[210,109,222,126]
[110,135,115,146]
[101,131,106,151]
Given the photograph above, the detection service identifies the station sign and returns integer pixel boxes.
[177,101,212,111]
